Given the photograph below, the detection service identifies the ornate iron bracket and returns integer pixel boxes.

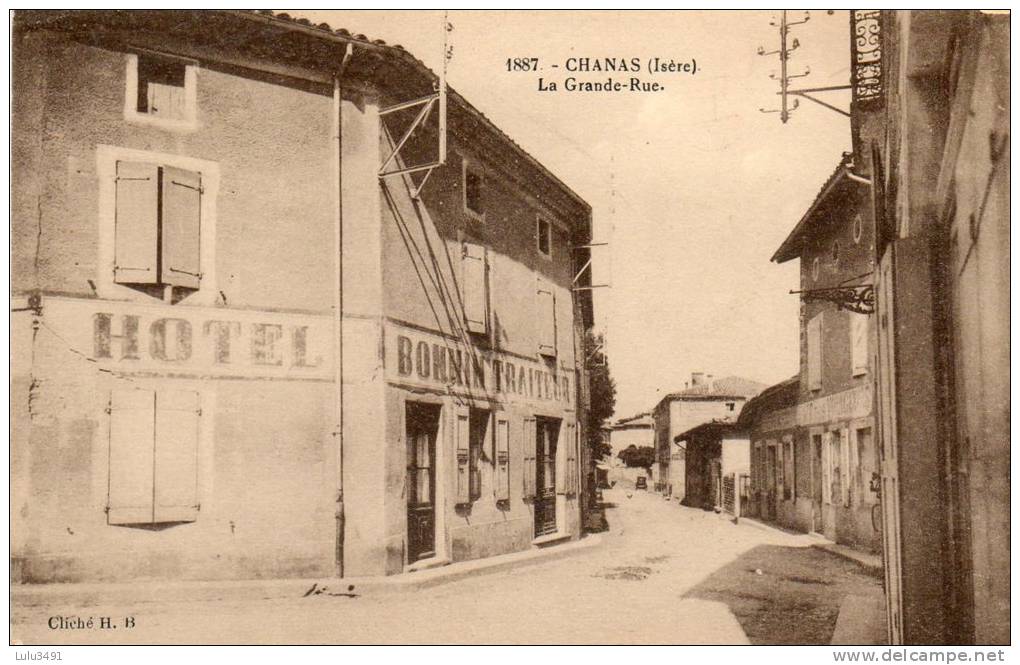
[791,283,875,315]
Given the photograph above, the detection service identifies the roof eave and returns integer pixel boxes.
[771,162,853,264]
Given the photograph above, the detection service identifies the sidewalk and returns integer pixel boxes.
[12,533,602,608]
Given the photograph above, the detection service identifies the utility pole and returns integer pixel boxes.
[758,10,853,123]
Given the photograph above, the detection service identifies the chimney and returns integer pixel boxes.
[691,372,705,387]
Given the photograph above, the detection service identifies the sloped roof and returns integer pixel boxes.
[611,412,654,429]
[772,152,858,264]
[674,418,746,443]
[13,10,591,226]
[737,376,800,429]
[659,376,768,404]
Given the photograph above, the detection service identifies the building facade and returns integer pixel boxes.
[607,412,654,466]
[673,421,749,512]
[770,154,881,554]
[862,10,1009,645]
[11,10,592,583]
[739,378,799,526]
[651,373,765,501]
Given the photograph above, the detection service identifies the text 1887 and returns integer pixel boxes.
[506,58,539,72]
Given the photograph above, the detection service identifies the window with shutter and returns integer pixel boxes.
[154,389,201,522]
[161,166,202,289]
[851,313,869,376]
[108,389,157,525]
[807,314,823,390]
[536,279,557,357]
[523,417,537,500]
[454,407,471,504]
[127,53,196,129]
[462,243,488,334]
[112,161,202,293]
[114,161,159,285]
[107,388,201,526]
[467,409,489,502]
[495,416,510,502]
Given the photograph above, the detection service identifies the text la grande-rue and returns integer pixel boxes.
[538,77,663,93]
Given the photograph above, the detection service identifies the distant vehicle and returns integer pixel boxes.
[635,476,648,490]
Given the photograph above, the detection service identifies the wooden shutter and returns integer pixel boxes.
[154,390,201,522]
[148,82,185,119]
[522,417,537,499]
[161,166,202,289]
[495,415,510,502]
[807,314,822,390]
[114,161,159,285]
[462,243,487,334]
[841,426,852,508]
[851,313,869,376]
[821,431,832,505]
[563,421,577,495]
[536,279,556,356]
[108,389,156,524]
[454,406,471,504]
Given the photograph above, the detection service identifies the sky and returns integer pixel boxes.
[298,10,853,419]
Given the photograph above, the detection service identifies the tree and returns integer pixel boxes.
[618,445,656,469]
[585,331,615,460]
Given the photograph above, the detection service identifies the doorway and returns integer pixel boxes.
[534,417,560,537]
[406,402,440,563]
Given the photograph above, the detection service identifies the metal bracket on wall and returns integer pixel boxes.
[790,283,875,315]
[377,12,451,200]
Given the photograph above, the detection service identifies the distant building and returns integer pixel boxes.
[651,373,766,500]
[770,153,881,554]
[607,412,654,467]
[673,421,749,512]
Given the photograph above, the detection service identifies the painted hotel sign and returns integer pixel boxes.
[386,323,572,407]
[36,296,333,380]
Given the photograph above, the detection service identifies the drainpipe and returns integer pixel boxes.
[333,43,354,578]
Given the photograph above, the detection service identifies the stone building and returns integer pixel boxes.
[770,153,881,554]
[650,373,765,500]
[11,10,593,583]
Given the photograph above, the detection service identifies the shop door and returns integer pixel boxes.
[406,403,439,563]
[534,418,559,536]
[876,249,904,643]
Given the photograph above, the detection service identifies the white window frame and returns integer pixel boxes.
[96,144,219,305]
[124,53,198,132]
[461,156,485,222]
[536,215,553,260]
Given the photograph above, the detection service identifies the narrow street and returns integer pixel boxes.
[12,487,881,645]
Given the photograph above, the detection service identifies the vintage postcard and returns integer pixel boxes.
[8,8,1010,653]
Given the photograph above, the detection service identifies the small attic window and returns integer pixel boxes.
[125,53,197,130]
[137,55,186,116]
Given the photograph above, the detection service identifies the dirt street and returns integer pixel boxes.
[11,488,881,645]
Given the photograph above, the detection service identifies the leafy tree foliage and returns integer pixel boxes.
[618,445,656,469]
[585,331,615,459]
